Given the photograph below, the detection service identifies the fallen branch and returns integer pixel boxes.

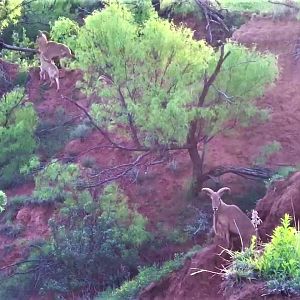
[268,0,299,9]
[201,166,274,183]
[0,40,37,54]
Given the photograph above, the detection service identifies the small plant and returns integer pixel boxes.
[266,278,300,296]
[33,161,80,202]
[253,141,281,166]
[256,214,300,281]
[160,0,201,19]
[70,123,92,142]
[168,228,188,244]
[265,166,298,188]
[81,155,96,169]
[0,191,7,212]
[184,211,211,237]
[0,222,25,238]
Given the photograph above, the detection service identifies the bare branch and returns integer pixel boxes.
[61,95,149,152]
[79,152,152,188]
[188,45,231,143]
[268,0,299,9]
[62,95,191,152]
[200,166,274,183]
[0,40,37,54]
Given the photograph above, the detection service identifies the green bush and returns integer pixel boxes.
[0,184,151,298]
[266,278,300,296]
[256,214,300,280]
[0,88,37,189]
[265,166,298,188]
[70,123,93,141]
[220,214,300,296]
[0,222,24,238]
[160,0,201,19]
[33,161,80,202]
[81,155,97,168]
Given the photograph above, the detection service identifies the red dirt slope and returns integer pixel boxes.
[257,171,300,239]
[138,18,300,300]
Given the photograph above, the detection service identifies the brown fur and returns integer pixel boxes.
[202,187,255,249]
[38,54,59,91]
[36,32,73,62]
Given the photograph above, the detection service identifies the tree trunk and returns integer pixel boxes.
[187,137,204,196]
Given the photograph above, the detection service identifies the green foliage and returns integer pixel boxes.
[265,166,298,188]
[218,0,280,13]
[254,141,282,166]
[0,0,23,32]
[100,184,151,246]
[0,88,37,188]
[98,246,202,300]
[15,0,87,40]
[266,278,300,296]
[50,16,79,50]
[207,42,277,132]
[220,239,258,289]
[33,161,80,202]
[120,0,156,24]
[221,215,300,296]
[0,191,7,212]
[0,185,151,298]
[160,0,200,18]
[256,214,300,280]
[70,2,277,153]
[1,29,37,71]
[70,122,93,141]
[73,2,213,144]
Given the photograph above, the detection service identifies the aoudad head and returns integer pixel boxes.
[201,187,231,212]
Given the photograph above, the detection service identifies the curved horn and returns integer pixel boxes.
[217,187,231,197]
[201,188,215,196]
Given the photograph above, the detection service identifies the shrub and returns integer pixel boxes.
[266,278,300,296]
[0,222,24,238]
[265,166,298,188]
[0,88,37,189]
[253,141,281,166]
[184,210,211,237]
[81,155,97,168]
[256,214,300,280]
[160,0,201,19]
[70,123,92,141]
[0,191,7,212]
[33,161,80,202]
[0,185,151,298]
[217,214,300,296]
